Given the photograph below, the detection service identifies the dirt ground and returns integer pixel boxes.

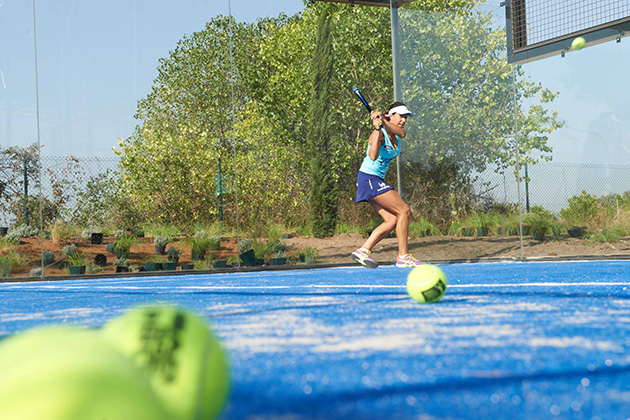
[7,232,630,280]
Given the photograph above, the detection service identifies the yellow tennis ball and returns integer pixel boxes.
[407,264,448,303]
[101,305,231,420]
[571,36,585,51]
[0,326,172,420]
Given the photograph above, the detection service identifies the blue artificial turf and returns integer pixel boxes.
[2,260,630,419]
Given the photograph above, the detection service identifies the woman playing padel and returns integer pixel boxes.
[351,102,425,269]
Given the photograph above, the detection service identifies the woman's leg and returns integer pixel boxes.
[361,200,398,251]
[368,189,411,256]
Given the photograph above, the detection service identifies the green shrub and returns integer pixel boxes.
[113,258,131,267]
[42,251,56,265]
[51,220,76,244]
[143,225,182,239]
[409,218,442,238]
[61,244,78,258]
[303,247,319,264]
[81,228,102,240]
[0,251,24,278]
[272,241,287,253]
[590,226,630,243]
[6,224,39,243]
[560,191,599,227]
[334,223,364,235]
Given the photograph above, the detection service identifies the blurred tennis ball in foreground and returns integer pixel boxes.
[407,264,448,303]
[0,326,172,420]
[571,36,586,51]
[101,304,230,420]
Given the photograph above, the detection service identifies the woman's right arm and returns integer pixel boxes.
[367,128,383,161]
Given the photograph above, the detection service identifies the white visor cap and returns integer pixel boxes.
[386,105,413,117]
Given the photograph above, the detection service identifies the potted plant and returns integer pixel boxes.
[251,240,269,266]
[143,255,164,272]
[114,258,131,273]
[167,246,180,263]
[524,210,563,241]
[186,233,213,261]
[113,234,138,260]
[81,228,102,244]
[303,247,319,264]
[471,212,495,237]
[226,256,242,268]
[65,249,88,275]
[209,236,221,251]
[42,251,56,265]
[153,235,169,255]
[269,250,288,266]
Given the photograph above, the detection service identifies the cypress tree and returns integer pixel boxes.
[307,7,337,238]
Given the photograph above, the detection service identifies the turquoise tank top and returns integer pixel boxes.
[358,127,400,179]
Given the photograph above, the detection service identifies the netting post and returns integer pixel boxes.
[23,157,29,226]
[390,3,403,199]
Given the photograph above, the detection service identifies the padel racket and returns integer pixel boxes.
[354,87,383,128]
[353,87,372,113]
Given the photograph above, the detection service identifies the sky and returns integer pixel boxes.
[1,0,629,170]
[0,0,306,157]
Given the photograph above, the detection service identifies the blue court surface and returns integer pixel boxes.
[2,260,630,419]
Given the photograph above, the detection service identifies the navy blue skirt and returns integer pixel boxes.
[355,171,394,203]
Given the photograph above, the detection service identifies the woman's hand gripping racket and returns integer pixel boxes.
[353,87,383,128]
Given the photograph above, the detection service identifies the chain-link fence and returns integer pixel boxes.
[0,156,120,227]
[476,162,630,214]
[4,156,630,228]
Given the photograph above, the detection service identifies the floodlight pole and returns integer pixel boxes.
[390,3,403,198]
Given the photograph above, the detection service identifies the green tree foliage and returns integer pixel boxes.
[0,145,40,225]
[308,7,338,238]
[113,0,561,231]
[399,8,562,175]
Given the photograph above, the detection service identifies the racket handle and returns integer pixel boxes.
[353,87,372,113]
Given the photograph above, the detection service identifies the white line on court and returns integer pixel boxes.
[14,282,630,291]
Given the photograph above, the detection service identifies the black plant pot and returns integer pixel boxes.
[69,266,86,275]
[181,264,194,270]
[94,254,107,266]
[155,244,167,255]
[269,257,287,266]
[568,227,583,238]
[239,249,256,267]
[213,260,228,268]
[476,227,489,237]
[91,233,103,244]
[115,266,129,273]
[161,262,177,271]
[106,243,117,253]
[0,227,8,237]
[143,262,162,271]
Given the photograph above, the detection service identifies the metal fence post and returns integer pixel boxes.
[23,157,29,226]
